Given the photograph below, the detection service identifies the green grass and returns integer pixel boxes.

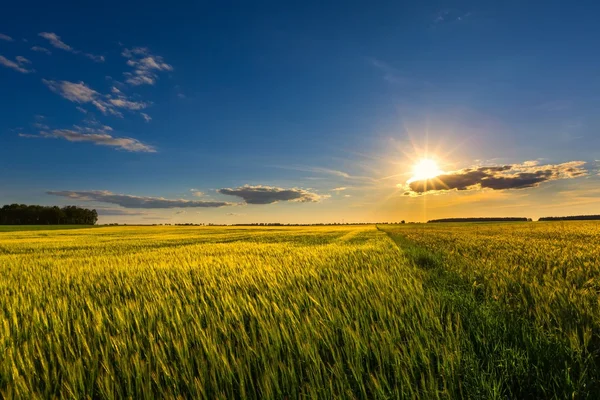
[0,223,598,398]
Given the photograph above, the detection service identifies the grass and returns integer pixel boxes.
[0,223,598,398]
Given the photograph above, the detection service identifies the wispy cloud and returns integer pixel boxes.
[190,189,204,197]
[31,46,51,55]
[42,79,149,117]
[218,185,329,204]
[0,33,14,42]
[39,32,72,51]
[331,187,348,192]
[140,112,152,122]
[433,10,472,25]
[19,123,156,152]
[38,32,105,62]
[47,190,233,208]
[292,166,376,182]
[0,55,34,73]
[370,58,412,85]
[403,161,588,195]
[122,47,173,85]
[95,207,149,216]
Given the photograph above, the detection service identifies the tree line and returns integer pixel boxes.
[538,215,600,221]
[0,204,98,225]
[428,217,530,223]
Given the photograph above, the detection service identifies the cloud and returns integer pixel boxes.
[38,32,72,51]
[0,55,34,73]
[95,207,148,216]
[42,79,149,117]
[404,161,587,195]
[140,112,152,122]
[370,58,412,85]
[190,189,204,197]
[434,10,471,25]
[31,46,51,55]
[0,33,13,42]
[287,166,375,182]
[108,98,149,110]
[38,32,104,62]
[43,79,99,102]
[19,124,156,152]
[331,187,348,192]
[84,53,105,62]
[47,190,232,208]
[226,213,245,216]
[122,47,173,86]
[218,185,328,204]
[174,210,186,214]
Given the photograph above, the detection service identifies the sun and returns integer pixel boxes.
[409,158,442,182]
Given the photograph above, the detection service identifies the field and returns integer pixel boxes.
[0,223,599,398]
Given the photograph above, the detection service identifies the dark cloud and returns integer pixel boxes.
[218,185,328,204]
[47,190,232,208]
[406,161,587,194]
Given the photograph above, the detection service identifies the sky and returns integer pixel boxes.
[1,1,599,224]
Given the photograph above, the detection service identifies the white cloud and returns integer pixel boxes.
[38,32,104,62]
[122,47,173,86]
[15,56,31,64]
[109,98,149,110]
[190,189,204,197]
[38,32,73,51]
[43,79,148,117]
[84,53,105,62]
[0,33,13,42]
[43,79,99,102]
[47,190,232,208]
[141,112,152,122]
[31,46,51,55]
[0,55,34,73]
[19,123,156,153]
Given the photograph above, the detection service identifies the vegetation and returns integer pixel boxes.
[1,223,598,398]
[0,204,98,225]
[539,215,600,221]
[0,225,101,233]
[380,222,600,398]
[428,217,529,223]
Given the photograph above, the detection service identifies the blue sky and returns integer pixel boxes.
[1,1,599,223]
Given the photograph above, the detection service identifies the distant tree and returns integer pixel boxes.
[539,215,600,221]
[0,204,97,225]
[428,217,529,223]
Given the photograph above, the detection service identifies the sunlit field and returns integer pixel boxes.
[1,223,599,398]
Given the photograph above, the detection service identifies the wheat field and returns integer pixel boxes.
[1,223,599,398]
